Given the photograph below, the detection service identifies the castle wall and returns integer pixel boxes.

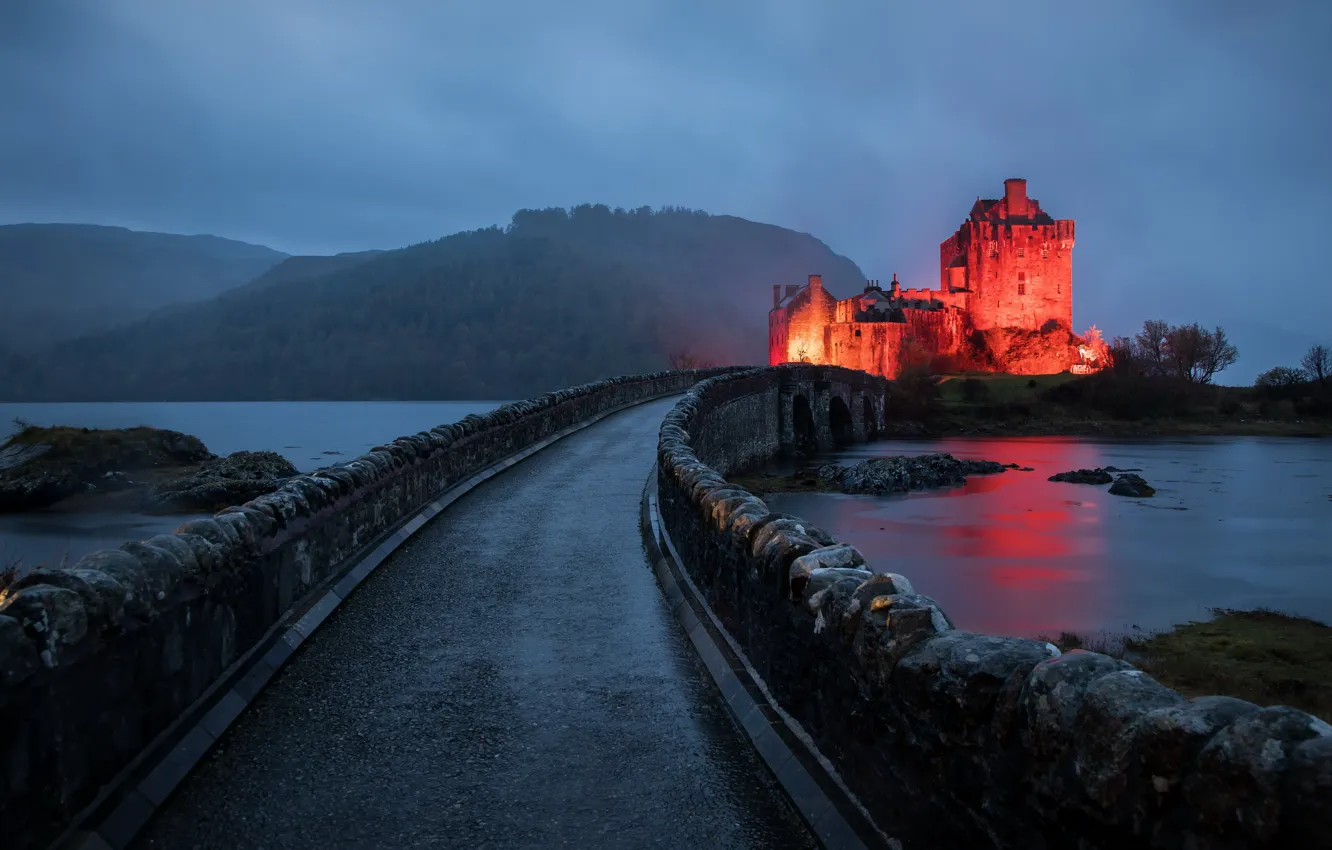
[827,321,910,377]
[823,309,965,378]
[767,308,790,365]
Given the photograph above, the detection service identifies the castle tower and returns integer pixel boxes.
[939,178,1074,332]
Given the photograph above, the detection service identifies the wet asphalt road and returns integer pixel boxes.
[135,398,816,850]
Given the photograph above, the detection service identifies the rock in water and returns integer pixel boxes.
[148,451,299,512]
[1048,468,1114,485]
[0,425,214,512]
[1109,473,1155,497]
[817,452,1005,495]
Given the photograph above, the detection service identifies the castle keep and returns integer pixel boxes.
[769,178,1090,377]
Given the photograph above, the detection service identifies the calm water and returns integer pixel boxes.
[0,401,504,569]
[766,437,1332,639]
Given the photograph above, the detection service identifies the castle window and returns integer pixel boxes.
[1018,283,1026,295]
[1018,272,1026,281]
[1017,246,1025,258]
[854,329,861,337]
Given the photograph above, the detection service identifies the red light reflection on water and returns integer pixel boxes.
[834,438,1115,638]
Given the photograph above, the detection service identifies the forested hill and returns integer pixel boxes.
[0,224,287,346]
[506,205,865,311]
[0,207,865,401]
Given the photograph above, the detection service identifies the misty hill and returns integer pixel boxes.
[228,250,383,295]
[0,207,864,401]
[0,224,287,346]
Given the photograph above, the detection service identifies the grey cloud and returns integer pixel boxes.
[3,0,1329,378]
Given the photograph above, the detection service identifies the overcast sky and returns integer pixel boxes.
[3,0,1329,379]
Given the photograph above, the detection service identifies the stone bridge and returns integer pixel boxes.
[1,366,1327,850]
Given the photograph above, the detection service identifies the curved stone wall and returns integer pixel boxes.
[656,365,1332,849]
[0,368,731,849]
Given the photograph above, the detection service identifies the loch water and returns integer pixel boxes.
[0,401,504,569]
[764,437,1332,639]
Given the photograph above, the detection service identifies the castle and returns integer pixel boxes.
[768,179,1096,377]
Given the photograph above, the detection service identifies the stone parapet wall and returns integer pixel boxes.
[0,368,731,849]
[656,365,1332,849]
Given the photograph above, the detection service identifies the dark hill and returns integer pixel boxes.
[0,207,865,401]
[0,224,287,346]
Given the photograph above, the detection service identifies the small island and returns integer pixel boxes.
[733,452,1022,496]
[0,421,298,514]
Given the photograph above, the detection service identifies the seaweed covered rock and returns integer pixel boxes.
[148,451,300,512]
[1048,468,1114,485]
[817,452,1006,495]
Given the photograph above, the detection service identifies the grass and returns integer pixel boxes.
[1042,609,1332,722]
[7,420,172,452]
[937,372,1079,404]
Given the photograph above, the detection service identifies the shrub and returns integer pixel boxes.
[887,366,943,421]
[960,378,991,403]
[1043,371,1203,420]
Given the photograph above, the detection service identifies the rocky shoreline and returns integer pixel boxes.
[0,423,298,514]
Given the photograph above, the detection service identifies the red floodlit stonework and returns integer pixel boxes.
[769,179,1098,377]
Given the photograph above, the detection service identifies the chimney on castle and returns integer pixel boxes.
[890,273,900,296]
[808,274,823,291]
[772,284,782,309]
[1004,178,1029,219]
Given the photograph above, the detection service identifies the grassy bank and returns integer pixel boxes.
[1043,609,1332,722]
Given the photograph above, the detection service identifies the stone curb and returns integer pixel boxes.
[640,465,898,850]
[52,391,684,850]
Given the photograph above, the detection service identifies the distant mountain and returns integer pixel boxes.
[1,207,865,401]
[0,224,287,346]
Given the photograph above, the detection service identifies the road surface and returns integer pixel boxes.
[134,397,815,849]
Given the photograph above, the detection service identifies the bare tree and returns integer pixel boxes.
[1302,344,1331,393]
[1133,319,1170,376]
[1168,323,1238,384]
[1108,336,1139,375]
[668,350,714,370]
[1131,320,1238,384]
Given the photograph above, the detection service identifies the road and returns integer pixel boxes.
[134,397,816,850]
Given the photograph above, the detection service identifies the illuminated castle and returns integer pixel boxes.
[768,179,1091,377]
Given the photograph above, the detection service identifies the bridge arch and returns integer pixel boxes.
[861,394,877,440]
[829,396,853,445]
[792,394,816,453]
